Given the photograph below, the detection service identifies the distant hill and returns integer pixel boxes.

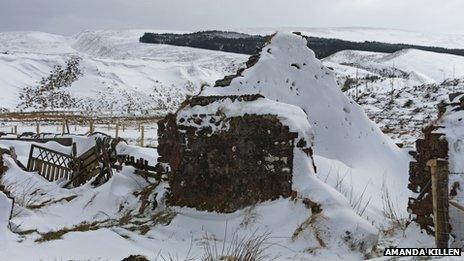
[140,30,464,59]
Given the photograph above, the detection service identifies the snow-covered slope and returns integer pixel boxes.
[0,31,247,114]
[325,49,464,83]
[323,49,464,145]
[241,27,464,49]
[201,33,410,220]
[0,31,74,54]
[0,192,13,243]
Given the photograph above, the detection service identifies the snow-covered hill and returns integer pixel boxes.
[2,28,464,115]
[241,27,464,49]
[0,30,246,114]
[323,49,464,145]
[0,29,448,260]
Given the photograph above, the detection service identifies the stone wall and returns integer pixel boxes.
[408,130,448,231]
[157,96,300,213]
[408,93,464,232]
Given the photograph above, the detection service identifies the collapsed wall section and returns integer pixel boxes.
[157,95,310,213]
[408,130,448,231]
[408,93,464,236]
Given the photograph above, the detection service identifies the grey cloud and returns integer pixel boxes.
[0,0,463,35]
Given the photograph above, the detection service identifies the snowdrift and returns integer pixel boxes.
[0,191,12,242]
[201,32,410,218]
[156,91,379,253]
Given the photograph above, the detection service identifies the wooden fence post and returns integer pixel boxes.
[13,126,17,135]
[140,125,145,147]
[72,143,77,157]
[89,120,95,134]
[427,159,449,248]
[115,122,119,138]
[36,122,40,134]
[65,119,70,134]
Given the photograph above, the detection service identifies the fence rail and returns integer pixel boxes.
[26,143,104,187]
[0,111,162,123]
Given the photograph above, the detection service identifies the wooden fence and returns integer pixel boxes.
[13,135,156,188]
[0,111,162,123]
[26,143,104,187]
[27,144,75,182]
[119,155,156,172]
[68,146,102,187]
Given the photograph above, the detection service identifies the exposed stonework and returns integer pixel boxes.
[157,95,309,213]
[408,130,448,231]
[408,93,463,232]
[214,35,274,87]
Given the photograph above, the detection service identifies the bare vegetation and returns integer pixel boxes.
[320,167,371,217]
[380,182,408,235]
[201,229,272,261]
[3,178,44,218]
[19,56,82,110]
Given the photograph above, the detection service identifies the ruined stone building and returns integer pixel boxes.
[157,94,313,212]
[408,93,464,248]
[155,32,381,251]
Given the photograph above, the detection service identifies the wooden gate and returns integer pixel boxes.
[26,144,104,187]
[26,144,75,182]
[69,146,101,186]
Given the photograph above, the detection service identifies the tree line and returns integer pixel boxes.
[139,30,464,59]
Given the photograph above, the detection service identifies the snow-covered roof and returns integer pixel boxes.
[177,95,313,145]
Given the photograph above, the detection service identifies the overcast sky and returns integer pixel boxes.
[1,0,463,35]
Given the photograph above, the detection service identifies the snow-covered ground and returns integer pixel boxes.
[1,28,462,259]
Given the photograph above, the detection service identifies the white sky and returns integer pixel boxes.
[1,0,463,35]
